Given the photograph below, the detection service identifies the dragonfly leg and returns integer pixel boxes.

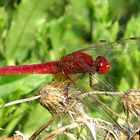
[66,75,78,87]
[89,73,93,88]
[63,80,76,109]
[64,75,81,98]
[89,73,105,91]
[65,82,71,97]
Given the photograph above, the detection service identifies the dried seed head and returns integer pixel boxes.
[39,82,87,118]
[122,89,140,121]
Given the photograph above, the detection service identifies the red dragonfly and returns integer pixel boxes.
[0,37,139,88]
[1,38,140,140]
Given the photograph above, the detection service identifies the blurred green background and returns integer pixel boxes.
[0,0,140,139]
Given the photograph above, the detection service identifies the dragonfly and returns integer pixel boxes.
[0,37,139,89]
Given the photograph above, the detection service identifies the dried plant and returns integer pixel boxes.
[122,89,140,121]
[1,82,140,140]
[36,82,140,139]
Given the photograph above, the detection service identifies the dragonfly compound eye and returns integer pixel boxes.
[96,56,110,74]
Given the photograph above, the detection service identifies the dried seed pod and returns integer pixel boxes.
[122,89,140,121]
[39,82,87,118]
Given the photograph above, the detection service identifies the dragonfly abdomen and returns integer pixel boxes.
[0,62,61,75]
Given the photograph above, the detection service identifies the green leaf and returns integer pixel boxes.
[4,0,51,63]
[0,75,52,97]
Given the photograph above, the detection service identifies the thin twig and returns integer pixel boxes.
[29,112,66,140]
[44,122,79,140]
[86,91,124,96]
[0,95,41,109]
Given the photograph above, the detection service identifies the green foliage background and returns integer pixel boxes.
[0,0,140,139]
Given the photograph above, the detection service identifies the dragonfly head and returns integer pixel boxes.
[95,56,110,74]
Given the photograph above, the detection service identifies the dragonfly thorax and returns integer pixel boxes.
[95,56,110,74]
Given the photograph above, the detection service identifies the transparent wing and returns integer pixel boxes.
[81,37,140,60]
